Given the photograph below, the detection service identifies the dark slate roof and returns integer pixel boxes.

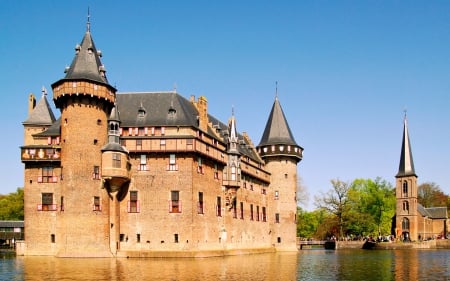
[425,207,448,219]
[34,118,61,137]
[108,104,120,122]
[101,142,128,153]
[116,92,199,128]
[396,117,416,177]
[22,94,56,125]
[52,27,112,88]
[258,97,299,147]
[0,221,24,228]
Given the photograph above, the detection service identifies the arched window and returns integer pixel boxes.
[402,181,408,196]
[402,217,410,230]
[402,201,409,212]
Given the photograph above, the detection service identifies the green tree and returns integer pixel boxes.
[297,207,328,239]
[0,188,24,220]
[349,178,395,238]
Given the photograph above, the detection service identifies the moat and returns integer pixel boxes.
[2,249,449,280]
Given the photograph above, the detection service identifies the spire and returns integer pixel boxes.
[258,97,298,147]
[58,17,111,87]
[396,114,416,177]
[227,107,240,155]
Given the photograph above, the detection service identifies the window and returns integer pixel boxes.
[197,192,204,214]
[256,206,260,221]
[262,207,267,222]
[137,234,141,243]
[402,217,410,231]
[138,127,145,136]
[139,155,147,171]
[231,165,237,181]
[169,191,181,213]
[403,201,409,212]
[250,204,254,221]
[232,201,237,219]
[240,202,244,219]
[214,163,219,179]
[197,157,204,174]
[136,139,142,150]
[128,191,140,213]
[160,139,166,149]
[261,188,266,195]
[275,213,280,223]
[274,190,279,200]
[402,181,408,196]
[112,153,121,168]
[93,166,100,179]
[60,196,64,211]
[39,166,56,183]
[174,233,179,243]
[167,154,178,171]
[38,193,56,211]
[216,196,222,217]
[51,234,55,243]
[93,196,101,211]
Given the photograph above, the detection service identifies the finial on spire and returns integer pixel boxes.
[275,81,278,100]
[41,86,47,96]
[87,7,91,32]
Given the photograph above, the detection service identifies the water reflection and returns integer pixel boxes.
[2,249,449,280]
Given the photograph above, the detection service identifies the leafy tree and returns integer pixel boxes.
[418,182,448,208]
[315,179,351,239]
[349,178,395,237]
[0,188,24,220]
[297,207,328,239]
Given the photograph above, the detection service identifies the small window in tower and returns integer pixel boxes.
[169,191,181,213]
[275,213,280,223]
[250,204,254,220]
[137,234,141,243]
[51,234,55,243]
[139,155,147,171]
[240,202,244,219]
[216,196,222,217]
[262,207,267,222]
[93,166,100,179]
[112,153,121,168]
[97,119,102,125]
[275,191,279,200]
[93,196,101,211]
[174,234,179,243]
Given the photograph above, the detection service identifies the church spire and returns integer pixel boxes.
[396,114,416,177]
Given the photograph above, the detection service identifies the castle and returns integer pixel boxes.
[20,21,303,257]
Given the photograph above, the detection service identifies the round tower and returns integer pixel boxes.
[51,20,117,257]
[257,96,303,251]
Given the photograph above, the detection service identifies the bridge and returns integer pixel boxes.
[297,240,336,250]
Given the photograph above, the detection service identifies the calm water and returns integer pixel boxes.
[1,249,449,280]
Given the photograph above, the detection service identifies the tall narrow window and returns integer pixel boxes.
[136,139,142,150]
[274,190,279,200]
[174,233,179,243]
[402,181,408,196]
[197,192,204,214]
[262,207,266,222]
[214,163,219,179]
[60,196,64,211]
[93,196,101,211]
[170,191,181,213]
[112,153,121,168]
[139,155,147,171]
[216,196,222,217]
[275,213,280,223]
[232,200,237,219]
[51,234,55,243]
[402,217,410,230]
[256,205,260,221]
[231,165,236,181]
[240,202,244,219]
[197,157,203,174]
[93,166,100,179]
[250,204,254,221]
[137,234,141,243]
[403,201,409,212]
[128,191,140,213]
[167,154,178,171]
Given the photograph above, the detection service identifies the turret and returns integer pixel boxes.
[222,109,241,188]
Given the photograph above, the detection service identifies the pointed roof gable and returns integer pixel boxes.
[53,23,111,87]
[258,97,298,147]
[22,91,56,125]
[396,116,416,177]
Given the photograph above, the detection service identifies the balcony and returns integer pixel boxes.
[21,146,61,163]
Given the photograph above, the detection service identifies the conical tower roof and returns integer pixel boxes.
[258,97,298,147]
[396,116,416,177]
[22,88,56,125]
[52,20,112,88]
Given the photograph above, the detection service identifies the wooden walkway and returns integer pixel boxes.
[298,240,335,250]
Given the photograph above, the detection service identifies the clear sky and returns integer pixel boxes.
[1,1,450,210]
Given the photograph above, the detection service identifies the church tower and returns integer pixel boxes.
[51,18,117,256]
[395,114,418,241]
[257,94,303,250]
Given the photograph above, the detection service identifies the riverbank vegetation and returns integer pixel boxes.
[297,178,450,240]
[0,188,24,220]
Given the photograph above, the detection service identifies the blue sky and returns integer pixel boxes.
[1,1,450,210]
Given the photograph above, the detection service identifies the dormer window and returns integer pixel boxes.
[138,107,146,118]
[168,106,176,117]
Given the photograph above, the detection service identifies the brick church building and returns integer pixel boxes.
[20,20,303,257]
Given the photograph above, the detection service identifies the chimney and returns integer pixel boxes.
[196,96,208,132]
[28,93,36,115]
